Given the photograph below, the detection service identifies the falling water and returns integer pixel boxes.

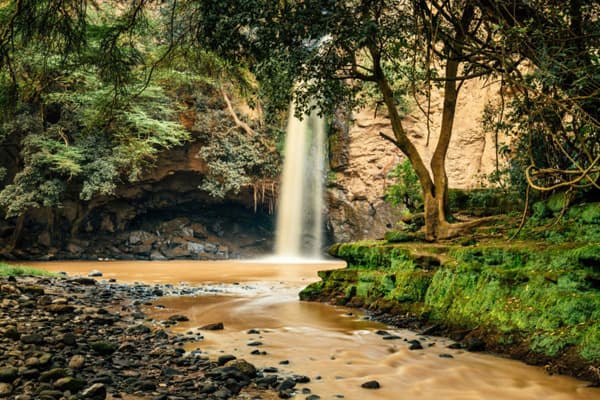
[275,102,326,258]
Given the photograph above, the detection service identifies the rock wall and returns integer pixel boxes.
[326,78,506,242]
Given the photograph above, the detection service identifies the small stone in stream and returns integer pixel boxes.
[375,330,389,336]
[382,335,401,340]
[247,329,260,334]
[40,368,68,382]
[135,380,156,391]
[315,376,322,380]
[60,332,77,346]
[263,367,278,373]
[306,395,321,400]
[126,324,151,335]
[81,383,106,399]
[168,314,190,322]
[71,277,96,285]
[88,270,103,277]
[200,322,223,330]
[90,341,117,355]
[447,342,463,349]
[361,380,381,389]
[276,378,296,391]
[439,353,454,358]
[466,337,485,352]
[20,333,43,344]
[46,304,75,313]
[217,355,236,365]
[225,359,257,378]
[247,341,262,346]
[69,354,86,370]
[0,367,17,383]
[294,375,310,383]
[3,326,19,340]
[0,383,13,398]
[408,340,423,350]
[279,360,289,365]
[53,376,86,392]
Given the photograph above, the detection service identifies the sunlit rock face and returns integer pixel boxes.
[325,79,506,242]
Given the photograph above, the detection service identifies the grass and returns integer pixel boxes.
[0,261,56,277]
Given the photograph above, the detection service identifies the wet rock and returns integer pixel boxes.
[46,304,75,313]
[218,355,237,365]
[224,359,257,378]
[88,270,103,277]
[306,395,321,400]
[68,355,86,370]
[90,341,117,355]
[0,367,18,383]
[361,380,380,389]
[128,230,155,246]
[408,339,423,350]
[382,334,401,340]
[0,383,13,397]
[3,325,19,340]
[19,285,45,296]
[375,330,390,336]
[53,376,85,392]
[294,375,310,383]
[60,332,77,346]
[200,322,223,330]
[80,383,107,399]
[447,342,463,349]
[126,324,151,335]
[276,378,296,391]
[71,277,96,286]
[20,333,44,344]
[247,329,260,334]
[40,368,68,382]
[150,250,168,261]
[247,341,263,346]
[168,314,190,322]
[439,353,454,358]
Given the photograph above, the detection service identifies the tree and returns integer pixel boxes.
[183,0,498,240]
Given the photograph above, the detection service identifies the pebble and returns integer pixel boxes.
[361,380,381,389]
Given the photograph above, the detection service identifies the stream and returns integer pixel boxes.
[29,260,599,400]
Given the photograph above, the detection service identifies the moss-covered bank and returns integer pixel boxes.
[301,241,600,383]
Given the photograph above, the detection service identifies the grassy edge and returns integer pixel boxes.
[0,261,57,277]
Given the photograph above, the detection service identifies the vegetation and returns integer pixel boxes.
[0,262,56,277]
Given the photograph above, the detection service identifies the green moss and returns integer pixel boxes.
[312,241,600,365]
[0,262,57,277]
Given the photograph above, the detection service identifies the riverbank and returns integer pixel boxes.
[300,241,600,385]
[0,273,317,399]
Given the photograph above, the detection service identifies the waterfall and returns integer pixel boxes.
[275,102,326,258]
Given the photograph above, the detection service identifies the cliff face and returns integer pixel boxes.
[325,78,505,242]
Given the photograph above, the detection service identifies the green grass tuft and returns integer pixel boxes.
[0,262,57,277]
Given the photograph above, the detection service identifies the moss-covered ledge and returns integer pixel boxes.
[301,241,600,383]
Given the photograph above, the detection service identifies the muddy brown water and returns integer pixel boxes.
[29,260,599,400]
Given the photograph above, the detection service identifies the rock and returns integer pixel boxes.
[276,378,296,391]
[60,332,77,346]
[439,353,454,358]
[375,330,389,336]
[306,395,321,400]
[247,329,260,334]
[19,285,45,296]
[46,304,75,313]
[3,326,19,340]
[53,376,86,392]
[0,367,17,383]
[361,380,380,389]
[0,383,12,398]
[150,250,168,261]
[217,355,237,365]
[88,270,103,277]
[71,277,96,285]
[200,322,223,330]
[187,242,205,254]
[90,341,117,355]
[408,340,423,350]
[168,314,190,322]
[40,368,68,382]
[382,335,401,340]
[247,341,263,346]
[20,333,43,344]
[128,230,155,246]
[135,380,156,391]
[81,383,106,399]
[68,355,86,370]
[126,324,151,335]
[447,342,463,349]
[224,359,257,378]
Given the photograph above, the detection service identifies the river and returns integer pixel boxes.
[28,260,599,400]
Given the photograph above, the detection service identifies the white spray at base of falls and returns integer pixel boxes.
[275,102,326,258]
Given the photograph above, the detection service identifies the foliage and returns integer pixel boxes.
[0,262,57,277]
[385,159,423,212]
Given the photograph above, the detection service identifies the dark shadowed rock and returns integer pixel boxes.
[168,314,190,322]
[361,380,380,389]
[217,355,236,365]
[466,337,485,352]
[0,367,17,383]
[90,341,117,355]
[408,339,423,350]
[200,322,223,330]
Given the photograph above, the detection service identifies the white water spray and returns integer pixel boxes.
[275,102,326,258]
